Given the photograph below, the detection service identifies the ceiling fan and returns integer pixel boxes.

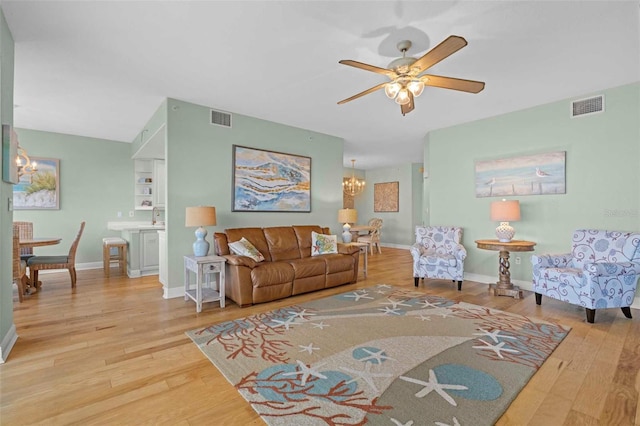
[337,35,485,116]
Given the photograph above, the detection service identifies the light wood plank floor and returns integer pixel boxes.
[1,248,638,425]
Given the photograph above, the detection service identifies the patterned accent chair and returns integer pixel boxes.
[532,229,640,323]
[410,226,467,291]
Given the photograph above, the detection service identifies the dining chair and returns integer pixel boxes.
[12,227,28,302]
[27,221,86,289]
[358,218,383,255]
[13,221,34,261]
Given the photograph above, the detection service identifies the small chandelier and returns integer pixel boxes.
[343,159,365,197]
[16,144,37,177]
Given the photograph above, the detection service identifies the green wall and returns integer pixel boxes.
[356,163,421,246]
[427,82,640,287]
[0,7,14,362]
[11,129,138,263]
[163,98,345,295]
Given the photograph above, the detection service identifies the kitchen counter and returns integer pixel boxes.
[107,221,164,277]
[107,221,165,231]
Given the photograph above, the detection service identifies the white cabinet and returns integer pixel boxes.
[141,230,160,271]
[153,159,165,208]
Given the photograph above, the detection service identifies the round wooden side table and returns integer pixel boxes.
[475,239,536,299]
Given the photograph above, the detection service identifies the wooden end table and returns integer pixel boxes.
[184,255,226,313]
[475,239,536,299]
[347,242,368,278]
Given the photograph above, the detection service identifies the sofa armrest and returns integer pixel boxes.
[409,243,423,259]
[337,243,359,255]
[453,244,467,261]
[531,252,572,268]
[222,254,258,269]
[584,261,640,277]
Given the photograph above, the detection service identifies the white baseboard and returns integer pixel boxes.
[163,284,184,299]
[0,324,18,364]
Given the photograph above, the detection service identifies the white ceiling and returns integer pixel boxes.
[2,1,639,169]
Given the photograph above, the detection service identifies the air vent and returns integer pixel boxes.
[210,109,232,128]
[571,95,604,118]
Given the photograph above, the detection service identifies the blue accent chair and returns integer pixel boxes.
[411,226,467,291]
[532,229,640,323]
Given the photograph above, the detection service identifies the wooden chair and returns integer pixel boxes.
[27,221,85,289]
[12,227,27,302]
[13,221,34,261]
[358,218,383,255]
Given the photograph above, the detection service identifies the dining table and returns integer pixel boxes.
[349,225,373,242]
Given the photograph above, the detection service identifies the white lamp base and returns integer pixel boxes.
[495,222,515,243]
[342,223,352,243]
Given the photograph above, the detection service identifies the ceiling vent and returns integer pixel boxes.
[210,109,232,128]
[571,95,604,118]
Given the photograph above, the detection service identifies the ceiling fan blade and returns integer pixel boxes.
[401,92,415,116]
[338,60,397,78]
[337,82,387,105]
[421,74,485,93]
[412,35,468,73]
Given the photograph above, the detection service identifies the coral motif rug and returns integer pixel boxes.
[187,285,570,425]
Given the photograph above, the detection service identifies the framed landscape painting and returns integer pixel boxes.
[474,151,566,198]
[13,157,60,210]
[232,145,311,212]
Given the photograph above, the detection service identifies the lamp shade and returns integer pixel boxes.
[490,200,521,222]
[185,206,217,227]
[338,208,357,224]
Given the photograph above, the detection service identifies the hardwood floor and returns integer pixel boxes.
[1,248,638,425]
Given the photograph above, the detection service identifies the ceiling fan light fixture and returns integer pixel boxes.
[395,89,411,105]
[407,79,424,97]
[385,82,401,99]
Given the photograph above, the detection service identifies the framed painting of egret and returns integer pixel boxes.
[13,157,60,209]
[232,145,311,212]
[474,151,566,198]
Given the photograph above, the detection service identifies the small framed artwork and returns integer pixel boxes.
[374,181,399,212]
[13,157,60,210]
[2,124,18,184]
[232,145,311,212]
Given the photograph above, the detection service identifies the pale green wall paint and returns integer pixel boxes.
[131,99,167,154]
[0,7,14,357]
[164,98,344,290]
[357,164,418,246]
[427,82,640,282]
[12,129,138,262]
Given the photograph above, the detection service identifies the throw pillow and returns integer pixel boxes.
[311,231,338,256]
[229,237,265,262]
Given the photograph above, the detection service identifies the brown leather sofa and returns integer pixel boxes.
[214,225,359,307]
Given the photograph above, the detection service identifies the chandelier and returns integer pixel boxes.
[343,159,365,197]
[16,144,37,177]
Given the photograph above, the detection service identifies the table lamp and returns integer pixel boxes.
[490,199,521,242]
[338,208,357,243]
[185,206,217,256]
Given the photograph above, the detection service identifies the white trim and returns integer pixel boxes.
[163,285,184,299]
[0,324,18,364]
[632,296,640,310]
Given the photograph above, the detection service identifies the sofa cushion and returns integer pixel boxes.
[311,231,338,256]
[229,237,265,262]
[250,262,295,288]
[289,257,326,278]
[322,253,355,273]
[293,225,324,258]
[264,227,300,261]
[226,228,271,262]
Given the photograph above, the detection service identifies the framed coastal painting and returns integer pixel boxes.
[232,145,311,212]
[474,151,566,198]
[13,157,60,210]
[374,181,399,212]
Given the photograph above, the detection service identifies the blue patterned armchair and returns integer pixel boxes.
[532,229,640,323]
[411,226,467,291]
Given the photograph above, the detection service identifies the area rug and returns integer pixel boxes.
[187,285,570,425]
